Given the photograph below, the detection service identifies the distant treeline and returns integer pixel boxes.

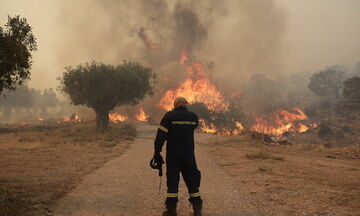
[0,85,59,119]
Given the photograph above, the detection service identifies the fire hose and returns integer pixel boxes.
[150,153,164,176]
[150,153,164,194]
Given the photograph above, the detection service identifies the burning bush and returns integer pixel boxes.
[188,102,245,136]
[252,108,317,138]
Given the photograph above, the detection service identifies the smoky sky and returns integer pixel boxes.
[0,0,359,90]
[53,0,287,89]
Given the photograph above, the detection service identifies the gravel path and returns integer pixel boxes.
[52,124,261,216]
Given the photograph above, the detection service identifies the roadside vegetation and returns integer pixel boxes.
[0,121,136,216]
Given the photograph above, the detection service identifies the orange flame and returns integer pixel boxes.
[234,121,246,134]
[158,44,235,135]
[298,123,309,133]
[109,112,128,123]
[63,113,81,122]
[38,117,44,121]
[199,119,217,134]
[179,45,188,65]
[159,63,229,112]
[135,108,149,122]
[199,120,245,136]
[252,108,316,137]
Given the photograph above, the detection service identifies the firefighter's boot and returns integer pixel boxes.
[190,198,202,216]
[162,202,177,216]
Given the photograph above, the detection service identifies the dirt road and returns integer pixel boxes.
[52,124,261,216]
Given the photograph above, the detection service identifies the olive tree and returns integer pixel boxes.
[58,61,156,130]
[308,65,346,99]
[0,15,37,94]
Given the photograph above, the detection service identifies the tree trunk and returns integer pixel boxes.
[95,109,110,131]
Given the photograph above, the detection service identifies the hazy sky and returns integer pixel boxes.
[0,0,359,89]
[278,0,360,73]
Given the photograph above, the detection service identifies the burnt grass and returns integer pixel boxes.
[0,121,135,216]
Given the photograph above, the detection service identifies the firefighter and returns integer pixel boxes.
[153,96,202,216]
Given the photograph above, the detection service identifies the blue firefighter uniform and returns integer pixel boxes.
[154,106,202,205]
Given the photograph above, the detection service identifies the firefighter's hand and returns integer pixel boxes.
[153,151,160,158]
[152,152,164,165]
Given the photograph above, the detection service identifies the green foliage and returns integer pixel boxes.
[58,61,156,130]
[0,15,37,93]
[343,76,360,102]
[59,61,156,109]
[308,65,346,99]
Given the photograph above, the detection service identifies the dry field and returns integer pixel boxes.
[0,121,136,216]
[202,135,360,216]
[1,120,359,216]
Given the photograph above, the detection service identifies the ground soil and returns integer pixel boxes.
[0,121,135,216]
[203,135,360,216]
[1,122,359,216]
[52,124,259,216]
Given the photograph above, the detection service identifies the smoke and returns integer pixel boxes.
[2,0,360,129]
[55,0,285,80]
[173,3,208,52]
[0,0,288,120]
[2,0,359,92]
[43,0,287,120]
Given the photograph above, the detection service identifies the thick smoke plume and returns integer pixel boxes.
[55,0,286,116]
[57,0,285,77]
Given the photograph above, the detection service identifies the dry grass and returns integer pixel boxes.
[0,190,26,216]
[246,151,271,159]
[205,135,360,216]
[0,121,136,216]
[246,151,285,161]
[258,166,273,173]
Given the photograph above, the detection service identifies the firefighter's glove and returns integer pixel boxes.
[150,152,164,177]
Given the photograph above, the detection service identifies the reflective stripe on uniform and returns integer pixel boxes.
[172,121,196,125]
[159,125,168,133]
[189,192,201,198]
[167,193,178,198]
